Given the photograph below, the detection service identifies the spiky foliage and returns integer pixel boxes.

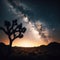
[0,19,26,47]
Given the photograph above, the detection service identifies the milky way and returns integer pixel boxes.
[0,0,59,47]
[6,0,52,46]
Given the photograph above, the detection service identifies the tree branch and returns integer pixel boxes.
[0,27,8,34]
[10,23,22,35]
[12,35,19,41]
[12,33,23,41]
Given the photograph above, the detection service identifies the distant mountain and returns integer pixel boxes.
[11,42,60,55]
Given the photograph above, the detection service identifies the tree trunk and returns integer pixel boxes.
[8,36,13,47]
[10,40,12,47]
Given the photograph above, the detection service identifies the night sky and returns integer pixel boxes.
[0,0,60,47]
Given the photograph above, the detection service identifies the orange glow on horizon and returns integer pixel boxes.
[12,38,48,47]
[0,37,51,47]
[17,41,34,47]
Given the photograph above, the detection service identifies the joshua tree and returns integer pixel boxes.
[0,19,26,47]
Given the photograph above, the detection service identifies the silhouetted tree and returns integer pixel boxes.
[0,19,26,47]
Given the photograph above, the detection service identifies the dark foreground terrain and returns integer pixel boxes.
[0,42,60,60]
